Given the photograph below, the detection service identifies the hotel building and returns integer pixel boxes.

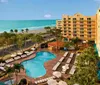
[56,9,100,56]
[96,9,100,56]
[56,13,96,41]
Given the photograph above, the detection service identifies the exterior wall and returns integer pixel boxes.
[56,13,96,41]
[96,9,100,56]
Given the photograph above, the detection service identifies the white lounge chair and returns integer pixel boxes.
[52,62,61,71]
[21,54,27,58]
[62,64,69,74]
[14,56,21,60]
[0,66,6,71]
[66,58,72,64]
[69,53,74,58]
[0,63,5,66]
[63,52,69,57]
[5,58,14,63]
[69,65,76,75]
[59,57,65,62]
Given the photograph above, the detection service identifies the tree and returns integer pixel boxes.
[13,63,24,85]
[21,29,24,33]
[69,47,98,85]
[49,27,62,50]
[14,29,18,34]
[25,28,29,33]
[10,29,14,33]
[16,35,24,52]
[6,67,14,85]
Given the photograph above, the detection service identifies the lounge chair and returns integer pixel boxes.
[0,66,6,71]
[61,64,69,74]
[63,52,69,57]
[69,65,76,75]
[52,62,61,71]
[69,53,74,58]
[0,63,5,66]
[66,58,72,64]
[5,58,14,63]
[59,57,65,62]
[14,56,21,60]
[21,54,27,58]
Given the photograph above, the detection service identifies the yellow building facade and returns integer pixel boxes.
[56,13,96,41]
[96,9,100,56]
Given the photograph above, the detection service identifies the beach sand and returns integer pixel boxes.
[28,28,46,34]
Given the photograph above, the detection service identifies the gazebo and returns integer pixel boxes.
[48,41,64,51]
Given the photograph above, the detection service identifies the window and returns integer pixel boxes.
[63,18,66,20]
[80,18,84,20]
[87,21,91,24]
[80,28,84,30]
[73,25,76,27]
[80,35,84,37]
[80,25,84,27]
[68,18,71,20]
[80,21,83,23]
[87,18,91,20]
[64,34,66,35]
[68,24,71,26]
[73,18,76,20]
[87,25,91,27]
[73,21,76,23]
[68,21,71,23]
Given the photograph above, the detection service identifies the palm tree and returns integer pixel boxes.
[21,29,24,33]
[14,29,18,34]
[6,67,14,85]
[69,47,98,85]
[10,29,14,33]
[25,28,29,33]
[16,34,24,52]
[13,63,24,85]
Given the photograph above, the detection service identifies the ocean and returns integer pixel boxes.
[0,20,56,32]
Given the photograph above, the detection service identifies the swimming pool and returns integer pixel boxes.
[21,51,56,78]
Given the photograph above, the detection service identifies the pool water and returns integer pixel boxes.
[21,51,56,78]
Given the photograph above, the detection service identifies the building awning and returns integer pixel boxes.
[48,41,64,48]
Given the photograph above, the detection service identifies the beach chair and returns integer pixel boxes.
[52,62,61,71]
[14,56,21,60]
[5,58,14,63]
[63,51,69,57]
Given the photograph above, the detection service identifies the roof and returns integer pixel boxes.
[48,41,64,47]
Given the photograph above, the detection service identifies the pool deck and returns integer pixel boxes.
[0,48,73,84]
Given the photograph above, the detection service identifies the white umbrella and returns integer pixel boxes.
[53,71,62,78]
[0,67,6,71]
[58,80,67,85]
[47,79,57,85]
[17,52,22,55]
[11,54,16,57]
[24,51,29,54]
[31,48,35,51]
[73,84,79,85]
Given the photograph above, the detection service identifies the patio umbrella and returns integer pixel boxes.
[73,84,79,85]
[11,54,16,57]
[53,71,62,78]
[24,51,29,54]
[31,48,35,51]
[17,52,22,55]
[58,80,67,85]
[47,79,57,85]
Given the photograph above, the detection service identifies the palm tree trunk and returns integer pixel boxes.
[8,75,13,85]
[15,72,18,85]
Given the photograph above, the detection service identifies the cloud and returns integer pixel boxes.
[44,14,51,18]
[0,0,8,3]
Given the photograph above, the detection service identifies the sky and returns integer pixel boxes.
[0,0,100,20]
